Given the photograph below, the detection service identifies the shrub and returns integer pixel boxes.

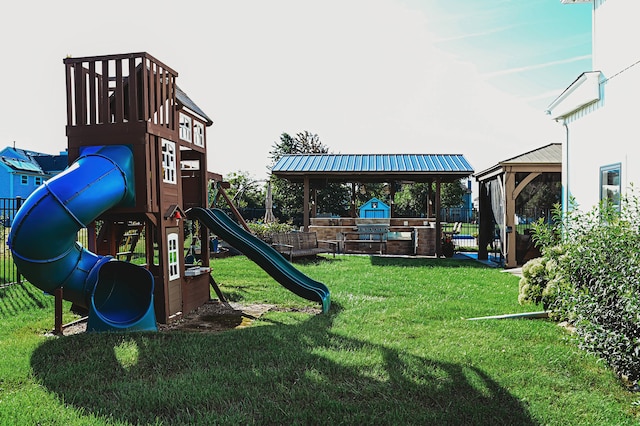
[518,207,566,310]
[247,220,293,242]
[518,257,548,307]
[559,198,640,383]
[517,245,568,311]
[529,194,640,384]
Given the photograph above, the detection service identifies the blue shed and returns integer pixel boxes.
[359,197,390,218]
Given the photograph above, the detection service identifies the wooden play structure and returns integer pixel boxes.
[63,52,214,323]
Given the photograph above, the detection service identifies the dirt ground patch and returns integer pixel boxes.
[57,301,321,336]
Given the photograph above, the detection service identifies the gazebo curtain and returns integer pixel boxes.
[488,176,505,256]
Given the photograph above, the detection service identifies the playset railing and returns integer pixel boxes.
[64,52,178,130]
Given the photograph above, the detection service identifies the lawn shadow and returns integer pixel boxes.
[291,254,345,265]
[31,303,537,425]
[0,281,50,317]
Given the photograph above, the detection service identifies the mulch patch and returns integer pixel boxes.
[55,300,320,336]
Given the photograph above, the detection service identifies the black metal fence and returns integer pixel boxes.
[0,197,24,287]
[442,208,548,266]
[0,200,492,285]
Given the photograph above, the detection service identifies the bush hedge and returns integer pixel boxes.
[519,194,640,385]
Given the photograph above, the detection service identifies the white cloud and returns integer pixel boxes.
[483,55,592,78]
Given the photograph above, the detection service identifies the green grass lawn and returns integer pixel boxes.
[1,255,638,425]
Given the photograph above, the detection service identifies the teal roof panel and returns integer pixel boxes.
[272,154,473,174]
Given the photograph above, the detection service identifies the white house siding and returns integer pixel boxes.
[564,69,640,210]
[553,0,640,211]
[592,0,640,76]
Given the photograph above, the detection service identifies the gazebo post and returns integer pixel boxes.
[505,168,517,268]
[350,182,357,217]
[312,188,317,219]
[427,180,433,217]
[435,178,442,257]
[389,181,396,217]
[303,176,310,231]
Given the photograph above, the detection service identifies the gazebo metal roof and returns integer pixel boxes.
[272,154,474,183]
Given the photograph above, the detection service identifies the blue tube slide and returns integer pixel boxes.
[7,145,157,332]
[187,207,330,313]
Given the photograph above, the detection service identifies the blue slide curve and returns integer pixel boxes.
[7,145,157,332]
[187,207,331,314]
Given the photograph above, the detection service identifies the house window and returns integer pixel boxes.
[179,113,192,142]
[162,139,177,184]
[167,232,180,281]
[600,163,621,211]
[20,175,28,185]
[194,121,205,147]
[34,176,43,186]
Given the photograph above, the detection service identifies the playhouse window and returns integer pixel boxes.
[194,121,205,147]
[20,175,28,185]
[600,163,621,211]
[179,113,192,142]
[167,232,180,281]
[162,139,176,184]
[34,176,43,186]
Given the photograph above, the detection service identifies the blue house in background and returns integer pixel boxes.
[440,179,474,222]
[0,146,68,200]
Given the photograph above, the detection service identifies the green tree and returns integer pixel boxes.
[394,182,430,217]
[224,171,265,209]
[269,131,350,222]
[393,180,465,217]
[441,180,466,209]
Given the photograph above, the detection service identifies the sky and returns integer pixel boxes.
[1,0,592,185]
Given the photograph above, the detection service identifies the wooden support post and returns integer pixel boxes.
[477,181,490,261]
[311,188,317,219]
[389,181,396,217]
[435,178,442,257]
[505,168,517,268]
[209,274,227,303]
[350,182,356,218]
[303,176,310,232]
[427,181,433,218]
[217,184,251,233]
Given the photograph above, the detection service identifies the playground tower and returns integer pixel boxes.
[63,52,213,323]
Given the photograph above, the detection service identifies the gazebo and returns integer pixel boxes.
[475,143,561,268]
[271,153,474,257]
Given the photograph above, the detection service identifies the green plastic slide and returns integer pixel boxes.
[187,208,330,313]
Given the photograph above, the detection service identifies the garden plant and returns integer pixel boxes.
[519,193,640,388]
